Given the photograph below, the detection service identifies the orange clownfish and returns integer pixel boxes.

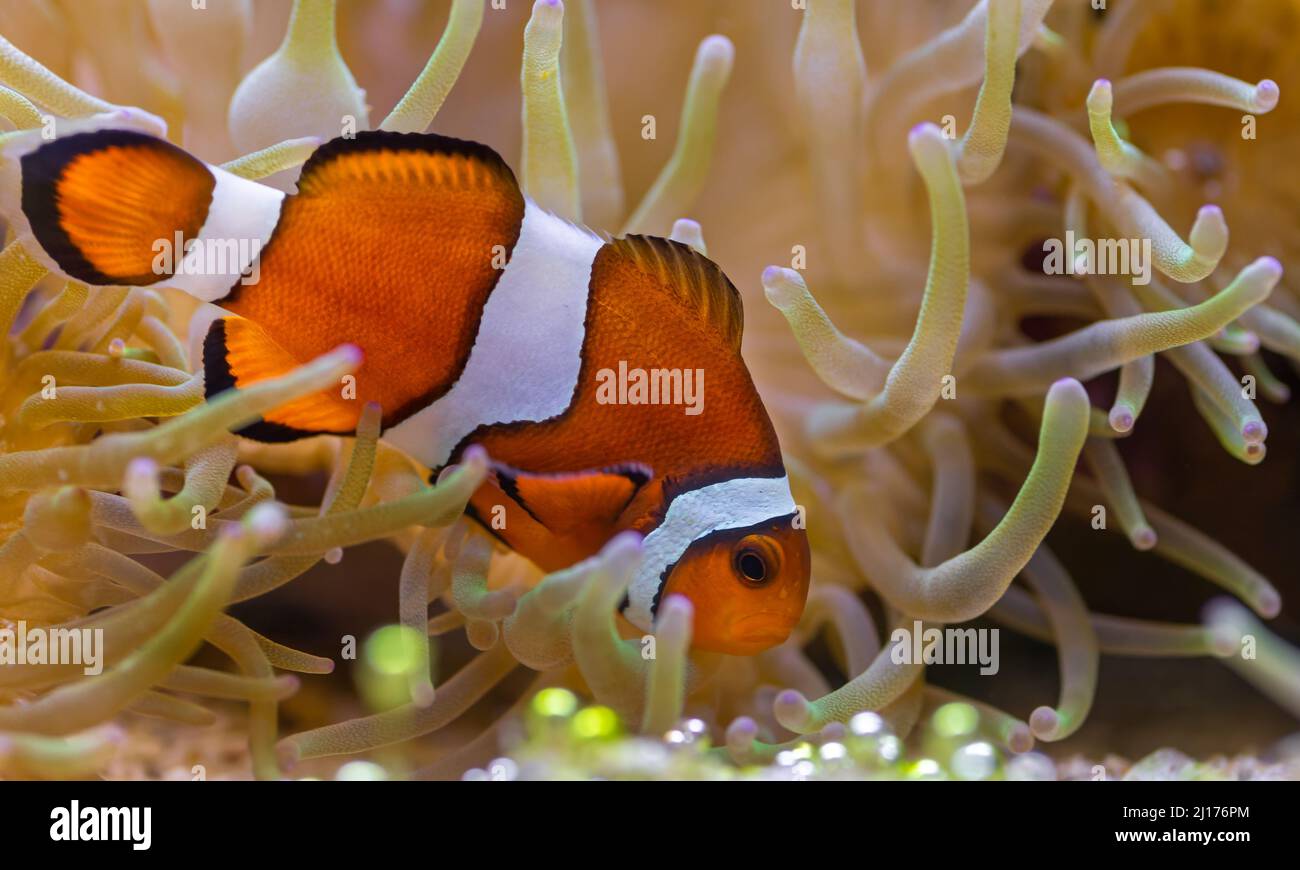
[0,114,810,655]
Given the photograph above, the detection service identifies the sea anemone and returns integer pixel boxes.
[0,0,1297,781]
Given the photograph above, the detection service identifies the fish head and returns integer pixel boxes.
[659,515,810,655]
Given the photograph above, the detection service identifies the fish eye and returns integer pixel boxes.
[732,535,781,588]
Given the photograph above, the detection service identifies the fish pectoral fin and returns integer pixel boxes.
[488,461,653,536]
[203,316,360,442]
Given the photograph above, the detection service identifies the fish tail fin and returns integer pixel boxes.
[3,118,282,300]
[202,316,361,442]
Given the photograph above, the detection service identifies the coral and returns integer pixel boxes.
[0,0,1297,781]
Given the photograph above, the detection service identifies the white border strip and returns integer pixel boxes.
[169,167,285,302]
[623,474,796,632]
[384,201,602,469]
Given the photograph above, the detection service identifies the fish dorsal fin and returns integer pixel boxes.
[489,461,653,536]
[221,129,526,432]
[608,235,744,352]
[294,130,520,199]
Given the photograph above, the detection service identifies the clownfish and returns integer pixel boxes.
[0,114,810,655]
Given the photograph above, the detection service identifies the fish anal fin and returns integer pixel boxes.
[490,462,653,537]
[203,317,359,442]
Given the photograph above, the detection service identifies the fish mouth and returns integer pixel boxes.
[728,614,796,648]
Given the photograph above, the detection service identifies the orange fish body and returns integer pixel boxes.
[1,116,810,655]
